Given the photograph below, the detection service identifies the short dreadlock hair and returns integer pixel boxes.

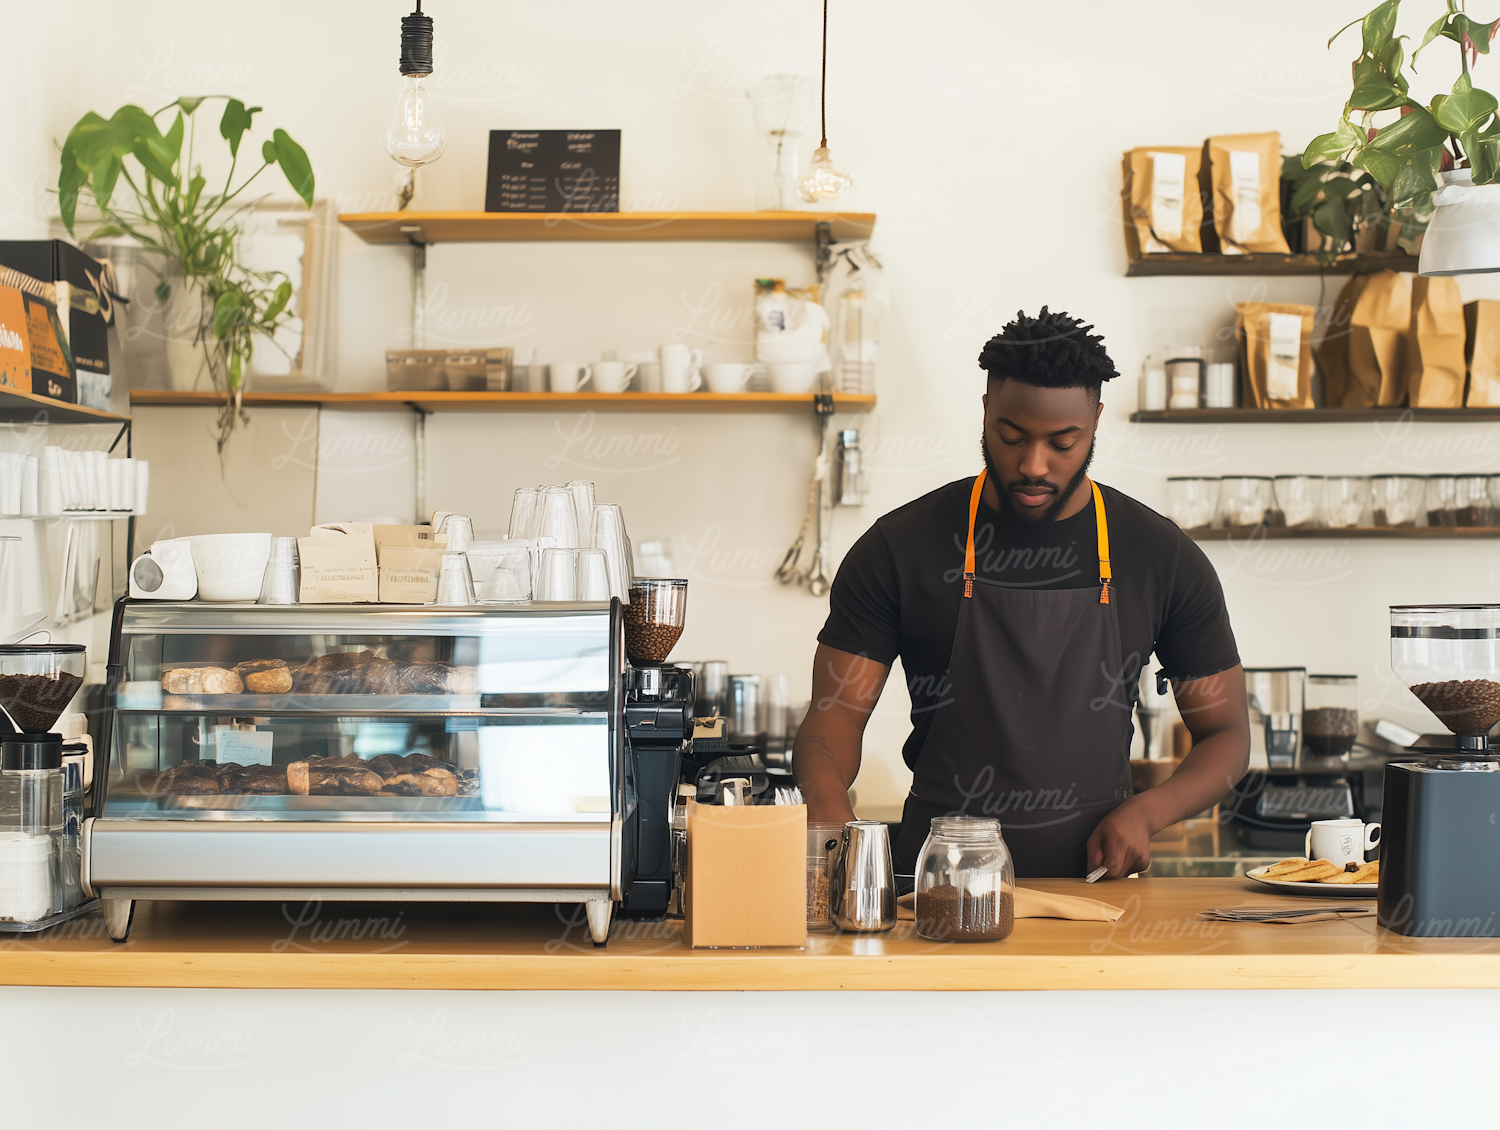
[978,307,1119,400]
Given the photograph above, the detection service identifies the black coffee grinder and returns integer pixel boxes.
[1379,605,1500,937]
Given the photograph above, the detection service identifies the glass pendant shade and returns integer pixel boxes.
[798,146,853,203]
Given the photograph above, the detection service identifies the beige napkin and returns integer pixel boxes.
[897,887,1124,923]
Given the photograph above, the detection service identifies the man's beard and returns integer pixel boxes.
[980,432,1095,524]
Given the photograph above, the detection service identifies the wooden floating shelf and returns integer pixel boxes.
[1131,408,1500,423]
[339,210,877,245]
[1188,525,1500,540]
[1125,249,1419,278]
[0,388,130,425]
[131,390,877,414]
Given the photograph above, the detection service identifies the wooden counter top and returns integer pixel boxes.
[3,879,1497,991]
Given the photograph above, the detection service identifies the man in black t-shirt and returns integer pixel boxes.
[794,308,1249,879]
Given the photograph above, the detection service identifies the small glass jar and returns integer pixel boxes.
[1456,475,1492,527]
[1216,476,1274,528]
[1166,477,1218,530]
[1271,475,1324,528]
[1370,475,1422,527]
[1322,475,1367,529]
[806,822,843,931]
[0,736,64,927]
[1425,475,1458,527]
[914,816,1014,942]
[1303,674,1359,763]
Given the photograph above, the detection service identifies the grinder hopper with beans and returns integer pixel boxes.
[1379,605,1500,936]
[623,578,689,696]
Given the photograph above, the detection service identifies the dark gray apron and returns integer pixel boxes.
[894,475,1135,878]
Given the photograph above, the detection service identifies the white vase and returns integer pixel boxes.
[1417,168,1500,276]
[163,276,219,391]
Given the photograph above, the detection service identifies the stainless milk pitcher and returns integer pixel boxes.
[830,820,896,932]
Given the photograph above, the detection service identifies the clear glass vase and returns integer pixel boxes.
[914,816,1014,942]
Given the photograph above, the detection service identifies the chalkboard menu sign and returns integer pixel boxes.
[484,130,621,213]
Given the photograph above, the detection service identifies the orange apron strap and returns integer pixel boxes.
[1091,479,1112,604]
[963,471,986,598]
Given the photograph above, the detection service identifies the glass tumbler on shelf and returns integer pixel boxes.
[535,548,579,601]
[508,487,541,540]
[1456,475,1492,527]
[914,816,1014,942]
[477,544,532,603]
[1425,475,1458,527]
[576,548,611,602]
[1271,475,1324,528]
[537,486,580,549]
[1370,475,1423,527]
[624,578,688,664]
[1322,475,1368,529]
[1216,476,1274,528]
[1303,674,1359,763]
[1166,477,1219,530]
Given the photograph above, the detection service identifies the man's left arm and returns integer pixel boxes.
[1087,664,1250,879]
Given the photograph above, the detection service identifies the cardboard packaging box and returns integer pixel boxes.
[373,524,447,603]
[684,802,806,948]
[0,286,30,394]
[0,268,74,403]
[0,241,121,379]
[297,523,379,603]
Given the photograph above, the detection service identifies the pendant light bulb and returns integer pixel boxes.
[384,5,445,168]
[798,146,853,203]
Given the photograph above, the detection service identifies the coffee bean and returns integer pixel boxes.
[1410,679,1500,736]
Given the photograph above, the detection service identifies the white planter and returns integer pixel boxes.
[1418,168,1500,276]
[163,276,220,391]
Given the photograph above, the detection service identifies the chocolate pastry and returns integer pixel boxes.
[381,769,459,797]
[401,752,451,774]
[364,656,401,696]
[365,753,409,779]
[234,659,293,695]
[307,763,384,796]
[397,662,451,695]
[216,764,288,795]
[293,652,375,694]
[147,762,220,795]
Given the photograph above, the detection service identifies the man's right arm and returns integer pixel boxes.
[793,644,892,825]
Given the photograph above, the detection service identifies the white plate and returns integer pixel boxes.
[1245,866,1377,898]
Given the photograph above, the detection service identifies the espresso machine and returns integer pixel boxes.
[1379,605,1500,937]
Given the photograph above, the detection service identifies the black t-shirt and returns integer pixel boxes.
[818,477,1240,770]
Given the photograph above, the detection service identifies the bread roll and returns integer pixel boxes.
[235,659,293,695]
[198,667,244,694]
[162,668,205,694]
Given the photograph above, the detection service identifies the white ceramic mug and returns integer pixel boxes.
[704,362,754,394]
[1306,818,1381,867]
[769,361,818,394]
[550,362,593,393]
[659,344,703,393]
[593,361,638,394]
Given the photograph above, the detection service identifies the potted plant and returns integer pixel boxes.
[57,96,315,452]
[1306,1,1500,272]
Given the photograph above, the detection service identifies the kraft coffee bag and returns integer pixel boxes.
[1465,299,1500,406]
[1204,132,1291,255]
[1236,302,1315,408]
[1122,146,1206,255]
[1316,271,1410,408]
[1406,276,1466,408]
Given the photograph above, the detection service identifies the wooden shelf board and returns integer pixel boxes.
[1126,249,1420,278]
[338,210,876,244]
[0,388,130,425]
[1131,408,1500,423]
[131,390,876,414]
[1188,525,1500,540]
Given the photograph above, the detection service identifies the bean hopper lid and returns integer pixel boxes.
[1390,605,1500,765]
[0,644,87,737]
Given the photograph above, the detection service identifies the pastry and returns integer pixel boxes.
[381,769,459,797]
[216,763,288,795]
[286,760,310,795]
[364,656,401,696]
[397,662,451,695]
[164,666,243,694]
[234,659,293,695]
[1272,860,1344,883]
[306,762,384,796]
[447,666,479,695]
[146,761,220,795]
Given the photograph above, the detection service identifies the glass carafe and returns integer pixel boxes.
[0,735,64,925]
[1303,674,1358,762]
[914,816,1014,942]
[1391,605,1500,745]
[745,75,813,211]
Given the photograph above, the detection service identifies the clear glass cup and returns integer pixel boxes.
[624,578,688,663]
[477,544,532,603]
[439,513,475,553]
[576,548,611,601]
[1304,674,1359,763]
[536,548,579,601]
[589,504,633,603]
[537,487,580,549]
[1166,477,1218,530]
[1216,476,1274,528]
[433,552,475,606]
[914,816,1014,942]
[1456,475,1492,527]
[1322,475,1367,529]
[1271,475,1324,528]
[1370,475,1422,527]
[566,481,596,544]
[1425,475,1458,528]
[508,487,541,540]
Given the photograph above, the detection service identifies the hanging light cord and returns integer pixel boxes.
[818,0,829,147]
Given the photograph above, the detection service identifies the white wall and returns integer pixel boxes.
[11,1,1500,806]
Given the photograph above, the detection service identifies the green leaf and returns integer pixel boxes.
[1415,13,1454,61]
[1454,14,1498,54]
[1329,14,1364,49]
[1304,127,1356,167]
[1368,103,1447,155]
[218,98,258,159]
[1320,175,1361,200]
[58,158,85,235]
[162,111,184,165]
[1352,144,1406,186]
[1282,154,1309,181]
[1362,0,1401,55]
[1313,196,1352,245]
[271,129,315,206]
[1350,77,1407,111]
[1390,152,1441,207]
[263,280,293,322]
[184,173,206,213]
[212,290,243,338]
[1434,84,1499,132]
[1289,175,1327,215]
[261,139,277,165]
[92,154,123,209]
[175,96,209,115]
[155,280,172,304]
[67,116,121,171]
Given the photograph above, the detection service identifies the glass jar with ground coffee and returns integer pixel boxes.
[1304,674,1358,762]
[1425,475,1458,528]
[1271,475,1324,528]
[1456,475,1492,527]
[1322,476,1367,529]
[914,816,1014,942]
[1215,476,1274,529]
[1370,475,1422,528]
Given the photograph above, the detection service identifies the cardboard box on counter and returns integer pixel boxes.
[298,523,379,603]
[373,524,447,603]
[0,269,74,403]
[684,802,806,948]
[0,241,121,379]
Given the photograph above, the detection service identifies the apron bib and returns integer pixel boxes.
[894,474,1136,878]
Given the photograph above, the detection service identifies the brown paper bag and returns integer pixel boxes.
[1465,300,1500,406]
[1236,302,1315,408]
[1204,132,1291,254]
[1317,271,1410,408]
[1406,276,1467,407]
[1122,146,1206,256]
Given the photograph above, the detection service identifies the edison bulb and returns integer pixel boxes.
[385,74,446,167]
[797,146,853,203]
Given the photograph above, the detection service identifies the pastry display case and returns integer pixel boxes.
[86,600,681,945]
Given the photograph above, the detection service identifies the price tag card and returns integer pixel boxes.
[212,727,274,766]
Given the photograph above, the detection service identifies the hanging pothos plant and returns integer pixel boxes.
[57,96,315,454]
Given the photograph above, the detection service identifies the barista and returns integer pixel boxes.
[794,308,1250,878]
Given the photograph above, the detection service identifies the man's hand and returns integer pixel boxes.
[1086,798,1154,879]
[793,645,890,824]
